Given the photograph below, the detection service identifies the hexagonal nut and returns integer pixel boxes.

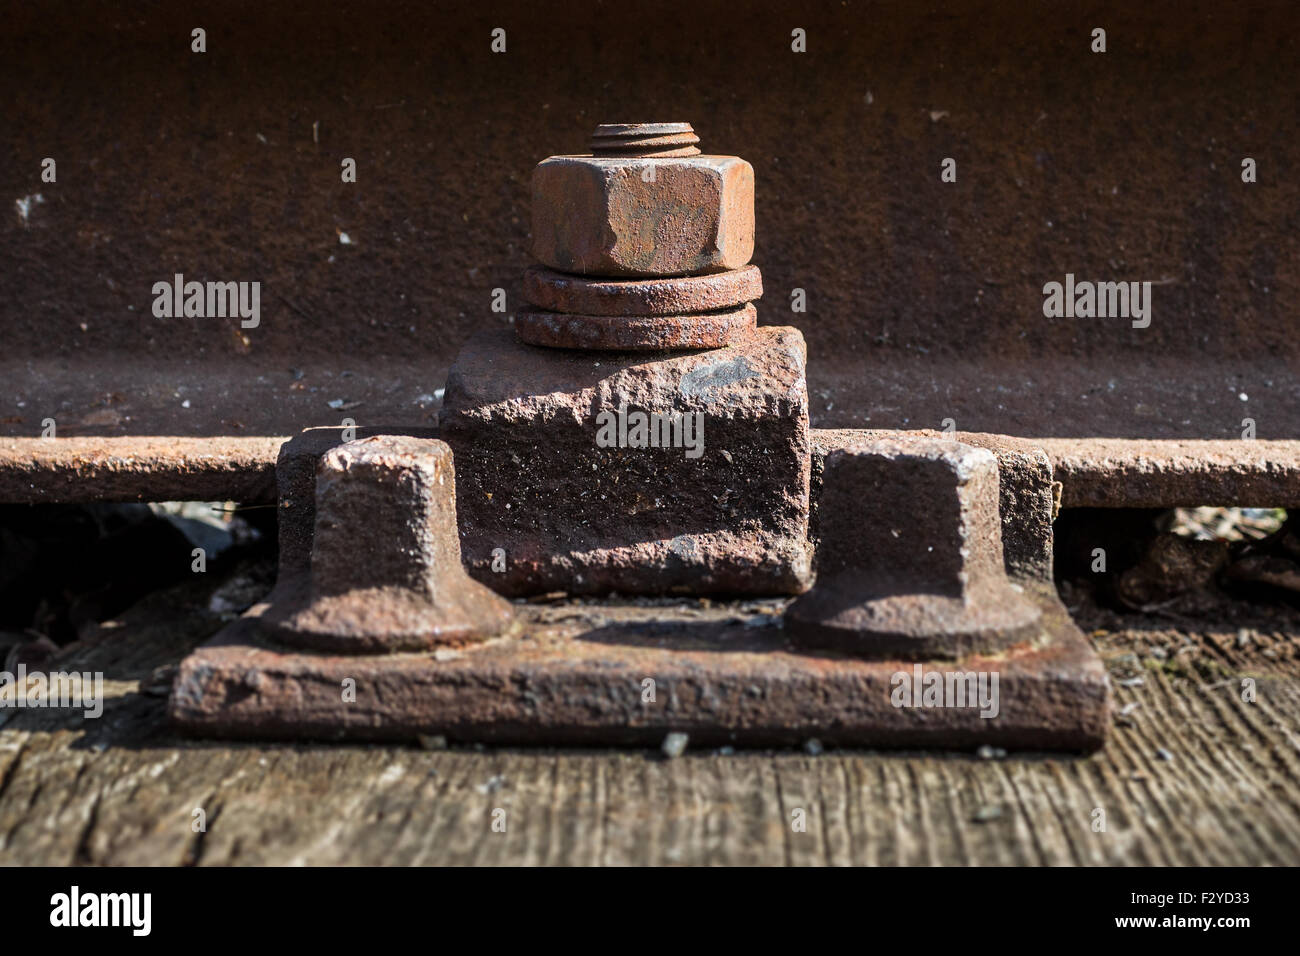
[532,154,754,278]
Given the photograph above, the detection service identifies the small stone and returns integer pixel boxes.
[803,738,824,756]
[3,634,58,672]
[661,731,689,759]
[1115,533,1228,608]
[418,734,448,750]
[971,804,1003,823]
[139,664,179,698]
[1156,747,1174,762]
[976,744,1007,760]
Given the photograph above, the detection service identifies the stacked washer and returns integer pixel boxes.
[517,123,763,351]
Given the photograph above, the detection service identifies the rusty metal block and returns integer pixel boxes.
[439,325,812,596]
[532,124,754,278]
[953,434,1058,584]
[274,425,439,581]
[812,429,1059,584]
[261,435,513,653]
[514,304,756,351]
[522,264,762,316]
[787,436,1043,659]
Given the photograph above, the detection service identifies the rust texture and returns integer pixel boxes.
[6,432,1297,520]
[522,121,761,350]
[171,595,1109,751]
[818,433,1300,512]
[514,304,756,351]
[262,435,514,653]
[3,2,1295,439]
[589,122,702,157]
[812,429,1058,584]
[439,326,812,596]
[532,151,754,279]
[523,264,762,316]
[0,436,280,503]
[788,436,1044,658]
[273,425,439,578]
[0,1,1253,749]
[1036,437,1300,508]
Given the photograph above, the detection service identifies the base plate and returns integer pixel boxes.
[170,588,1110,751]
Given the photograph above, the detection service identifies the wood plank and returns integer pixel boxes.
[2,573,1299,865]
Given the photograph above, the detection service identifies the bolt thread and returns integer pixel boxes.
[589,123,701,157]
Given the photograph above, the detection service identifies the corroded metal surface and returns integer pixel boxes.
[523,264,762,316]
[523,124,761,349]
[170,589,1109,751]
[514,304,757,351]
[5,432,1298,512]
[440,325,812,596]
[789,436,1043,658]
[589,122,702,157]
[273,425,440,578]
[0,1,1288,760]
[812,430,1058,585]
[0,436,281,503]
[1036,437,1300,508]
[816,431,1300,509]
[531,152,754,278]
[5,3,1296,425]
[262,436,513,653]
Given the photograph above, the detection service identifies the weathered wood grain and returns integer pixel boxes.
[1,571,1298,866]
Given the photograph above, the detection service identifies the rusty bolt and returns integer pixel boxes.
[531,123,755,278]
[262,435,514,653]
[785,437,1043,659]
[589,122,701,157]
